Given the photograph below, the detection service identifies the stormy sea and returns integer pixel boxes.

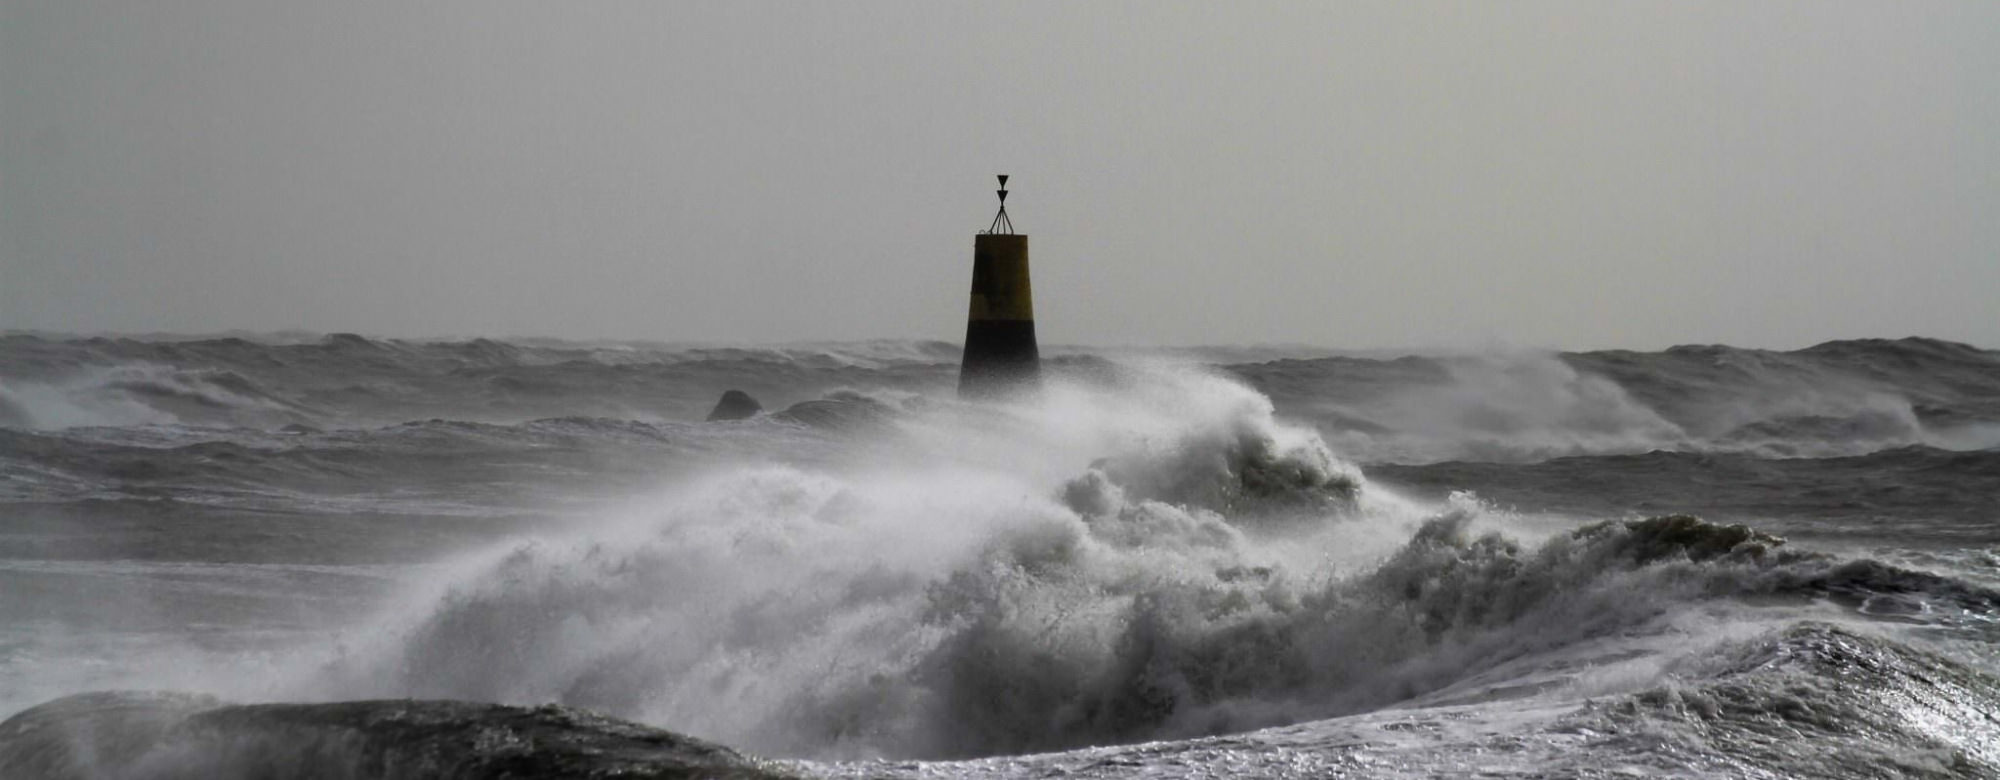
[1,332,1997,779]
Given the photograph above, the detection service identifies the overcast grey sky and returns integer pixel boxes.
[4,2,1995,349]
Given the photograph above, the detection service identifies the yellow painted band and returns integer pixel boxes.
[968,235,1034,321]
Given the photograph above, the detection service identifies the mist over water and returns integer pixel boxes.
[2,334,1999,777]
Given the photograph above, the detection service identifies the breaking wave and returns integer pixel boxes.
[215,367,1992,762]
[3,347,1999,778]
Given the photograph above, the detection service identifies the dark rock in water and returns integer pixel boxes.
[772,391,894,430]
[0,691,795,780]
[705,390,764,421]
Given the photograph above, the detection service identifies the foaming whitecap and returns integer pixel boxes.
[249,364,2000,761]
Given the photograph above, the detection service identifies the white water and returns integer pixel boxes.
[4,353,1999,778]
[138,365,1932,761]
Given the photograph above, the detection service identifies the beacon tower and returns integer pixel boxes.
[958,175,1040,398]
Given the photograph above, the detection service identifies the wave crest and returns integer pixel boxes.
[274,368,1994,760]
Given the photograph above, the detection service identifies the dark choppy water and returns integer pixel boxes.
[1,333,1997,778]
